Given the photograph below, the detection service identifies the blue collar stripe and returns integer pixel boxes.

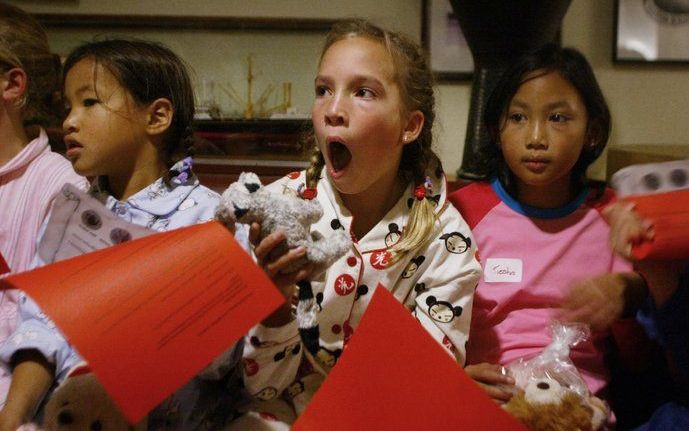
[490,178,589,219]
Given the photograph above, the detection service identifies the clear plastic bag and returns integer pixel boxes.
[506,321,591,398]
[502,321,608,431]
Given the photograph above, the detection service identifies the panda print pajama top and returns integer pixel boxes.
[230,164,481,427]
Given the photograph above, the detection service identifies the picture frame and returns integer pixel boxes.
[421,0,473,81]
[614,0,689,64]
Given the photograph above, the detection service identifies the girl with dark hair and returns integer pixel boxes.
[449,44,647,414]
[479,43,611,197]
[0,38,253,429]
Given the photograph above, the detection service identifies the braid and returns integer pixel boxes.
[305,143,325,189]
[389,156,441,262]
[162,124,196,185]
[181,125,196,158]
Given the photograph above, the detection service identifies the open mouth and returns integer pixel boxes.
[328,139,352,173]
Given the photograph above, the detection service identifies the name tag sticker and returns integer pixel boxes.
[484,258,523,283]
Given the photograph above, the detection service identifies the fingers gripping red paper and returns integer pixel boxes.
[626,189,689,260]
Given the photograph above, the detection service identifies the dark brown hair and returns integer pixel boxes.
[63,39,196,171]
[483,43,611,196]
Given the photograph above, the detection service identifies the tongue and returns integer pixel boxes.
[330,142,352,172]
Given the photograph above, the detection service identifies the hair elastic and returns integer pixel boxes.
[301,187,317,200]
[414,176,434,201]
[414,185,426,200]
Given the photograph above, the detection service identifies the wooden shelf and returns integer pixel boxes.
[191,119,311,191]
[47,119,312,192]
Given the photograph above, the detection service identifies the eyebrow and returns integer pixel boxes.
[314,74,385,88]
[314,75,330,85]
[510,99,573,111]
[72,84,95,96]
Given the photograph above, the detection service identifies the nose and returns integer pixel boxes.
[526,119,547,150]
[62,108,78,134]
[324,94,348,127]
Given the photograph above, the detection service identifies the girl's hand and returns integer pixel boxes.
[602,203,684,307]
[560,273,626,331]
[465,363,515,403]
[602,202,653,260]
[253,225,313,300]
[560,272,647,331]
[251,223,314,327]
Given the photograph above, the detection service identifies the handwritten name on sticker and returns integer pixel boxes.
[484,258,522,283]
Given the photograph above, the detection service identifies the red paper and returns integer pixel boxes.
[626,189,689,260]
[292,285,527,431]
[0,221,283,423]
[0,253,8,275]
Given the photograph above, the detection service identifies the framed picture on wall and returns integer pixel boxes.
[422,0,473,81]
[614,0,689,63]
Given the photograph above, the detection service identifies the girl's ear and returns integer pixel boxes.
[1,68,28,106]
[402,110,424,145]
[145,98,174,137]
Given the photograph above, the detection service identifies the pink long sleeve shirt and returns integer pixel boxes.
[0,128,87,405]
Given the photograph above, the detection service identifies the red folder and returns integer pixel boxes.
[626,189,689,260]
[0,221,283,423]
[292,285,526,431]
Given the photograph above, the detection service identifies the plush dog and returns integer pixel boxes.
[215,172,350,275]
[503,377,607,431]
[42,365,146,431]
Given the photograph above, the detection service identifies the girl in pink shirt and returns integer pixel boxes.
[449,44,647,405]
[0,3,86,407]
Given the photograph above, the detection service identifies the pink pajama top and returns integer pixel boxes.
[449,179,632,395]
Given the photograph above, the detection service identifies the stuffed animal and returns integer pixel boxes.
[42,365,146,431]
[215,172,350,275]
[502,377,607,431]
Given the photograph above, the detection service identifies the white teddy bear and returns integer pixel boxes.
[215,172,350,275]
